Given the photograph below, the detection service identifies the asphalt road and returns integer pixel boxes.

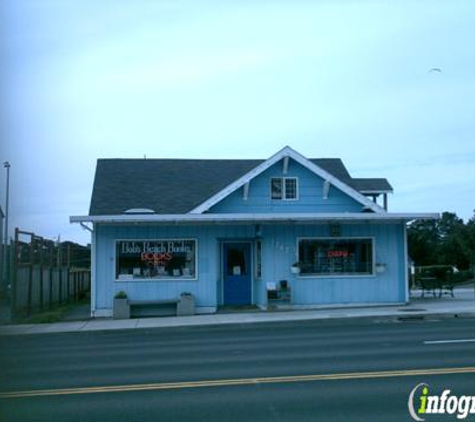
[1,317,475,421]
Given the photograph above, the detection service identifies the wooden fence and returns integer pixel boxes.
[11,228,90,317]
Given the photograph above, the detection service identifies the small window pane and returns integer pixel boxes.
[227,247,247,276]
[271,178,283,199]
[285,178,297,199]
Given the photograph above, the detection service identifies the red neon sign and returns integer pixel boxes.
[141,252,173,266]
[327,250,349,258]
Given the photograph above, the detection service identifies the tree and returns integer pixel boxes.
[437,212,468,269]
[455,212,475,276]
[407,211,474,271]
[407,219,439,266]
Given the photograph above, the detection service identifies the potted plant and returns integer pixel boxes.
[177,292,195,316]
[290,262,301,274]
[113,291,130,319]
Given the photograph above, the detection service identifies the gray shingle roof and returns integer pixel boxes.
[89,158,392,215]
[349,178,393,193]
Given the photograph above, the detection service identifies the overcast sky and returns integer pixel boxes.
[1,0,474,246]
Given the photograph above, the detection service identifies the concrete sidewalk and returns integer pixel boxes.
[1,287,474,336]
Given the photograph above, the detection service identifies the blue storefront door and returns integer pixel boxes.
[223,243,252,306]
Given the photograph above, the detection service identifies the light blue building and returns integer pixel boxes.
[71,147,437,317]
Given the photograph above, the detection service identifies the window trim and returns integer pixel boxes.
[296,236,376,278]
[270,177,299,201]
[114,238,199,282]
[255,240,263,280]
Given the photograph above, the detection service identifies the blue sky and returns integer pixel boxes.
[1,0,474,245]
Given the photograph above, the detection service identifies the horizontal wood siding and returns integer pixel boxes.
[209,160,363,213]
[94,222,406,312]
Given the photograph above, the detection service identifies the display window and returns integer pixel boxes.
[298,238,373,276]
[116,239,197,280]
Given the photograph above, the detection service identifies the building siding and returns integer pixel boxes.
[208,159,364,214]
[93,222,406,314]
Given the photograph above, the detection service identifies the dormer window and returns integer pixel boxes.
[271,177,298,200]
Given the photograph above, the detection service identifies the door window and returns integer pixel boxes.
[226,247,247,276]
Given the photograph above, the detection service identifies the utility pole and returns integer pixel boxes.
[3,161,10,294]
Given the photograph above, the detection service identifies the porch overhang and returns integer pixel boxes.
[71,212,439,226]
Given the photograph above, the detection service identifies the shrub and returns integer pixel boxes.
[451,270,473,284]
[114,291,127,299]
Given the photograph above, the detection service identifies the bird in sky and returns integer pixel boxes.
[428,68,442,73]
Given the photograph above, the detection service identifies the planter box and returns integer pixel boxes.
[177,294,195,316]
[113,298,130,319]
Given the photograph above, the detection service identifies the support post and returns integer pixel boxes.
[57,241,62,305]
[243,182,249,200]
[39,238,44,311]
[11,228,19,318]
[49,245,53,310]
[27,234,34,316]
[3,162,10,295]
[283,156,289,175]
[323,180,330,200]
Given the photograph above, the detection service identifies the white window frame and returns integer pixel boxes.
[115,238,198,281]
[270,177,299,201]
[296,237,376,278]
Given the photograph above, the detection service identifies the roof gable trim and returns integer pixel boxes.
[189,146,385,214]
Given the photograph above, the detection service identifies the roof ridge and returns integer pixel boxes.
[97,158,265,162]
[96,157,346,162]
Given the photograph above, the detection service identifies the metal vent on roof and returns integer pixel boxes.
[124,208,156,214]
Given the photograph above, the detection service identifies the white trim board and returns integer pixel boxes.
[189,146,385,214]
[71,212,439,225]
[91,224,97,316]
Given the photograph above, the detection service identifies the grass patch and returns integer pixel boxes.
[12,296,90,324]
[13,304,70,324]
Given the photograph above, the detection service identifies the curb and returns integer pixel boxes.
[1,309,475,337]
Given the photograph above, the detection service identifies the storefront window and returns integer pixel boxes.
[298,238,373,276]
[116,240,197,280]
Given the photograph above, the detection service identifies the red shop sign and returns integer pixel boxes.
[327,250,349,258]
[141,252,173,265]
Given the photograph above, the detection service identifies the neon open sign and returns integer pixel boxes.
[327,250,349,258]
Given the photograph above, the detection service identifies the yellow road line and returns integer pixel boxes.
[2,367,475,399]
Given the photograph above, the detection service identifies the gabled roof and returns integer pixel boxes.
[89,159,259,215]
[89,147,390,216]
[189,147,385,214]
